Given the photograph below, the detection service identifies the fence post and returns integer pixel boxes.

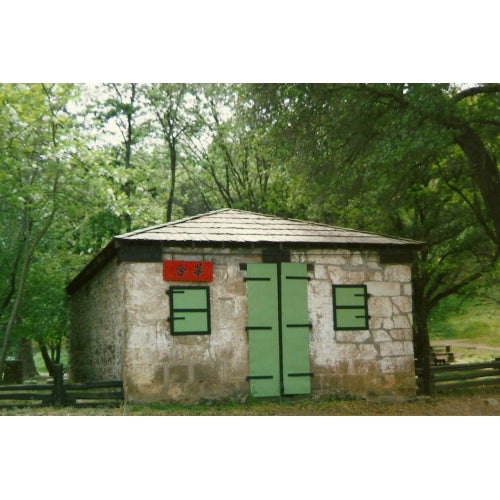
[52,364,64,406]
[422,350,433,395]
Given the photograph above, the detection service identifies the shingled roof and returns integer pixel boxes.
[67,209,423,294]
[116,208,422,246]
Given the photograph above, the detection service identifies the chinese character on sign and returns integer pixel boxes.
[176,264,186,277]
[163,260,214,282]
[193,263,203,277]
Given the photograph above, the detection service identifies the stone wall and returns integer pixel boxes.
[122,247,262,403]
[69,245,416,402]
[292,248,415,398]
[68,258,127,381]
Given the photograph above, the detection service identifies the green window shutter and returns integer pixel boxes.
[169,286,210,335]
[281,263,311,395]
[246,264,280,397]
[332,285,369,330]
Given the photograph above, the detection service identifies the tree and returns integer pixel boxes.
[145,84,202,222]
[180,84,301,216]
[0,83,80,379]
[91,83,151,231]
[243,83,500,391]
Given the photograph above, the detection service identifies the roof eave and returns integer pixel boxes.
[65,239,118,295]
[66,234,425,295]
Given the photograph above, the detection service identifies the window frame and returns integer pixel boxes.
[332,284,369,331]
[168,285,211,335]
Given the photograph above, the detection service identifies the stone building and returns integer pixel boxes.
[67,209,423,403]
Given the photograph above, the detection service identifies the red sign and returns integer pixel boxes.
[163,260,214,282]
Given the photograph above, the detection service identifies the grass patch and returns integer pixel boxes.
[429,295,500,347]
[2,386,500,415]
[445,345,500,363]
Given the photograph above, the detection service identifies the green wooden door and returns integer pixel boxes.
[246,264,281,397]
[281,263,311,395]
[246,263,311,397]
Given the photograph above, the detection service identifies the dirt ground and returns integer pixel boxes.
[370,387,500,416]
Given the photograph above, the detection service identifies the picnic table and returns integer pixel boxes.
[430,345,455,365]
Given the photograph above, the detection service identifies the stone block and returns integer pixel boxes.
[366,270,383,281]
[336,331,371,343]
[310,251,347,265]
[369,297,393,317]
[393,314,412,329]
[166,383,187,400]
[168,364,190,382]
[312,265,329,280]
[390,329,413,341]
[369,317,384,329]
[335,343,378,361]
[193,363,222,382]
[366,259,382,270]
[384,264,411,282]
[380,356,414,374]
[403,341,414,356]
[335,270,370,284]
[382,318,395,329]
[349,253,365,267]
[379,341,406,357]
[127,325,156,350]
[125,362,162,386]
[373,330,392,342]
[125,346,155,365]
[391,296,412,314]
[367,281,400,297]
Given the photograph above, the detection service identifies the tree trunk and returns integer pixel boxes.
[123,83,136,231]
[0,227,31,379]
[166,138,177,222]
[39,344,55,376]
[412,279,432,394]
[0,240,22,313]
[454,124,500,252]
[15,336,38,379]
[0,202,57,379]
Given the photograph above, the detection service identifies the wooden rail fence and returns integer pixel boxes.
[416,358,500,394]
[0,364,124,408]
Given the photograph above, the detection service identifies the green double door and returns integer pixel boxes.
[246,263,312,397]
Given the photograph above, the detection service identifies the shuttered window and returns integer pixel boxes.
[332,285,369,330]
[168,286,210,335]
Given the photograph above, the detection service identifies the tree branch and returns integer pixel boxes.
[452,84,500,103]
[429,272,482,309]
[469,118,500,128]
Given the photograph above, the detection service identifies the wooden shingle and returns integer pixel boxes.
[116,208,423,247]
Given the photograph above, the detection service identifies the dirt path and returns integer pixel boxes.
[431,339,500,351]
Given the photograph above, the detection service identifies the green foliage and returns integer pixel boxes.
[244,83,500,356]
[1,83,499,372]
[0,84,82,351]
